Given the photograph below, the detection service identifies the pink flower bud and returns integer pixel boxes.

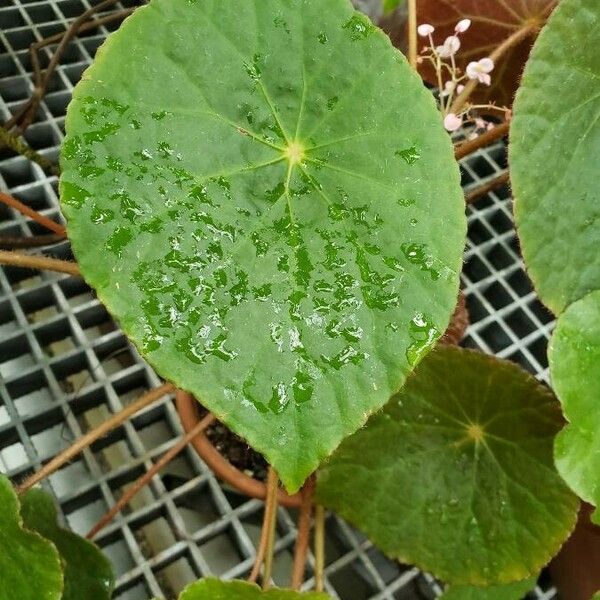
[444,113,463,132]
[418,24,435,37]
[455,19,471,33]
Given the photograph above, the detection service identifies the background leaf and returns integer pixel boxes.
[60,0,465,492]
[416,0,555,106]
[549,290,600,524]
[511,0,600,314]
[179,578,331,599]
[0,475,63,600]
[316,347,578,585]
[440,577,537,600]
[383,0,404,14]
[21,488,115,600]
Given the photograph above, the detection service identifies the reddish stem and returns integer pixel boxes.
[0,192,66,236]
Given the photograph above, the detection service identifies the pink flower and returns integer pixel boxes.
[444,113,463,132]
[436,36,461,58]
[466,58,495,85]
[455,19,471,33]
[475,118,487,130]
[418,23,435,37]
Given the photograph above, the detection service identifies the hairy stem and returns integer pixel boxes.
[0,128,59,175]
[17,383,174,494]
[314,505,325,593]
[0,191,66,236]
[249,467,280,585]
[290,475,316,590]
[87,412,215,539]
[262,467,280,590]
[0,249,79,276]
[450,23,537,115]
[408,0,418,70]
[465,171,510,204]
[0,234,64,250]
[454,121,510,161]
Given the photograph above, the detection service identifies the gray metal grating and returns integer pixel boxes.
[0,1,559,598]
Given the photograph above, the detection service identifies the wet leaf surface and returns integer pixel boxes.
[179,578,330,599]
[316,347,578,585]
[0,475,63,600]
[60,0,465,492]
[440,577,537,600]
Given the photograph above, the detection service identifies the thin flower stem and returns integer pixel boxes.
[465,171,510,204]
[408,0,418,70]
[450,23,537,115]
[454,120,510,160]
[0,191,66,236]
[87,412,215,540]
[0,249,80,276]
[290,475,316,590]
[249,467,280,585]
[17,383,175,494]
[262,467,280,590]
[314,505,325,593]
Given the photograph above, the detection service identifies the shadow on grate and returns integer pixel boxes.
[0,1,558,599]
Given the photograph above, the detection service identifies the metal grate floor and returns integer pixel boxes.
[0,1,559,598]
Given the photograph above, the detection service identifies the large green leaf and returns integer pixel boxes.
[316,347,578,585]
[549,290,600,524]
[0,475,63,600]
[179,578,330,599]
[60,0,465,492]
[20,489,115,600]
[510,0,600,315]
[440,577,537,600]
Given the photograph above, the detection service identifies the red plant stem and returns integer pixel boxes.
[454,121,510,161]
[465,171,510,204]
[0,234,64,250]
[87,412,215,539]
[0,249,79,276]
[17,383,174,494]
[290,475,316,590]
[0,191,66,236]
[314,504,325,593]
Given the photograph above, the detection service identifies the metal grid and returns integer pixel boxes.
[0,1,559,598]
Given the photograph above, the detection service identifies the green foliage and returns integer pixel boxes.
[383,0,404,14]
[316,347,578,585]
[179,578,331,599]
[0,475,63,600]
[60,0,465,492]
[511,0,600,314]
[549,290,600,524]
[440,577,537,600]
[21,489,115,600]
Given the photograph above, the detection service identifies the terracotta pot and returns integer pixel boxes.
[549,504,600,600]
[175,390,303,508]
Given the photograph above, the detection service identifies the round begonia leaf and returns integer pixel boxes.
[21,488,115,600]
[440,577,537,600]
[179,578,330,599]
[316,347,579,585]
[60,0,465,492]
[549,290,600,525]
[510,0,600,315]
[0,475,63,600]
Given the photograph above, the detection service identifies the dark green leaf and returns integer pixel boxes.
[316,347,578,585]
[60,0,465,492]
[511,0,600,314]
[20,488,114,600]
[0,475,63,600]
[179,578,331,599]
[440,577,537,600]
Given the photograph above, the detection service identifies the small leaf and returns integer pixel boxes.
[441,577,537,600]
[549,290,600,524]
[316,347,579,585]
[0,475,63,600]
[417,0,555,106]
[179,578,331,599]
[60,0,465,492]
[20,488,115,600]
[511,0,600,314]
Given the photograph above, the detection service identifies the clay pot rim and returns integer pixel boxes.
[175,390,303,508]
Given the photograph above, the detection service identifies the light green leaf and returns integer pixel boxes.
[179,578,331,599]
[20,488,115,600]
[510,0,600,315]
[383,0,404,13]
[549,290,600,524]
[440,577,537,600]
[316,347,578,585]
[60,0,465,492]
[0,475,63,600]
